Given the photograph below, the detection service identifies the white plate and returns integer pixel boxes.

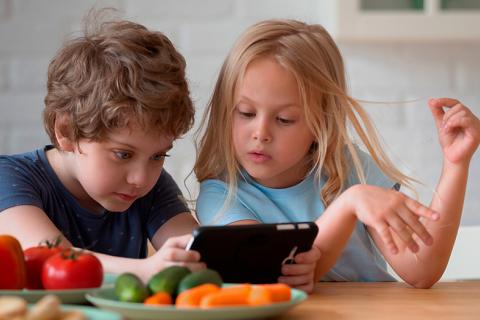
[86,286,307,320]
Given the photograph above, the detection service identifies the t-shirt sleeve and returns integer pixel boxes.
[196,179,257,225]
[348,148,399,190]
[145,169,190,238]
[0,156,43,212]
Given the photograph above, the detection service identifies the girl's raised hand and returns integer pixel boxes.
[428,98,480,165]
[346,185,439,255]
[278,245,321,294]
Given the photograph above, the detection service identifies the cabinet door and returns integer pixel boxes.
[333,0,480,41]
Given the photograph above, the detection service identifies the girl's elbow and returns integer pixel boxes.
[405,273,443,289]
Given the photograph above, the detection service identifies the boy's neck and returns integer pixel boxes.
[45,147,104,214]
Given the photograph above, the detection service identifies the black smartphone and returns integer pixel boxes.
[186,222,318,284]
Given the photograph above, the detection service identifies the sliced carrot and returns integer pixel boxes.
[247,285,272,306]
[144,292,172,306]
[200,284,252,308]
[257,283,291,302]
[175,284,221,308]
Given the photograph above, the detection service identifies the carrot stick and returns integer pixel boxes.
[176,284,220,308]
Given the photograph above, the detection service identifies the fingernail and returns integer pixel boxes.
[432,212,440,220]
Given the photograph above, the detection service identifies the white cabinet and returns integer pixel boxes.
[319,0,480,42]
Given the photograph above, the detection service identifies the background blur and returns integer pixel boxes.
[0,0,479,278]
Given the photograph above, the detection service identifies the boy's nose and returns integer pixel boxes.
[126,166,149,188]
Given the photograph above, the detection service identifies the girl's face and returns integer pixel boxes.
[62,126,173,213]
[233,57,315,188]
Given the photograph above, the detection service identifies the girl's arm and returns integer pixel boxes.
[311,184,439,283]
[0,206,204,282]
[371,98,480,288]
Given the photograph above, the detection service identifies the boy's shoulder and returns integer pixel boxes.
[0,148,45,171]
[0,147,57,190]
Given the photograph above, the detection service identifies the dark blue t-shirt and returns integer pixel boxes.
[0,146,189,258]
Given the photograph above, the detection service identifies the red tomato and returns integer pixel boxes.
[0,235,26,289]
[24,243,62,289]
[41,249,103,290]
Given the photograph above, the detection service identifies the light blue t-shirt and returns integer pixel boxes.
[196,148,398,282]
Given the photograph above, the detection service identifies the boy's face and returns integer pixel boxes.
[232,57,315,188]
[67,125,173,213]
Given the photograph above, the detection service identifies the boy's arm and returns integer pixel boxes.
[0,206,204,282]
[150,212,198,249]
[0,205,73,248]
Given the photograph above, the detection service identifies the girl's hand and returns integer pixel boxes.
[142,234,206,280]
[346,185,439,255]
[429,98,480,165]
[278,246,321,294]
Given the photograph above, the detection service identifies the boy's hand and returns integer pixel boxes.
[346,184,439,255]
[428,98,480,165]
[278,246,321,294]
[144,234,206,279]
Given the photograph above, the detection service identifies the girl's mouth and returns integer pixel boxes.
[248,152,271,163]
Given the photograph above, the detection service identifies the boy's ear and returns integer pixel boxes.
[54,115,75,152]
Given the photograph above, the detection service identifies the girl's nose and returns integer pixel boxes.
[253,119,272,143]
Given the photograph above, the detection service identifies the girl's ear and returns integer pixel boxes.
[54,115,75,152]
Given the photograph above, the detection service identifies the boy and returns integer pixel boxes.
[0,18,204,281]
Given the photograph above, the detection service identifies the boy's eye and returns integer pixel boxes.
[152,154,170,161]
[114,151,131,160]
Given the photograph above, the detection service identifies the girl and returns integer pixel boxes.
[194,19,480,292]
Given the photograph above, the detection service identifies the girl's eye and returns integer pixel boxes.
[237,110,255,118]
[277,117,295,125]
[152,154,170,161]
[114,151,131,160]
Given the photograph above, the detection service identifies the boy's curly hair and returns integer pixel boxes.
[44,16,194,146]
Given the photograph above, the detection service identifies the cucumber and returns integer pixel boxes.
[177,268,223,293]
[114,273,149,303]
[147,266,191,295]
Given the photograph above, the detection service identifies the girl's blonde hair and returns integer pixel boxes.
[195,19,413,210]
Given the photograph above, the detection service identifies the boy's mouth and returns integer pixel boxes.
[114,192,138,202]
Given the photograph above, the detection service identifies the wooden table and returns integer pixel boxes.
[279,281,480,320]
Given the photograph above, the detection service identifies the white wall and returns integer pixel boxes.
[0,0,479,277]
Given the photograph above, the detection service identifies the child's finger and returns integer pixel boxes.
[385,211,419,253]
[183,262,207,272]
[163,234,193,249]
[442,103,466,127]
[159,246,201,262]
[444,111,473,133]
[278,273,313,287]
[281,263,315,276]
[404,198,440,221]
[429,97,461,108]
[375,221,398,254]
[428,99,446,128]
[397,206,433,246]
[293,246,321,264]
